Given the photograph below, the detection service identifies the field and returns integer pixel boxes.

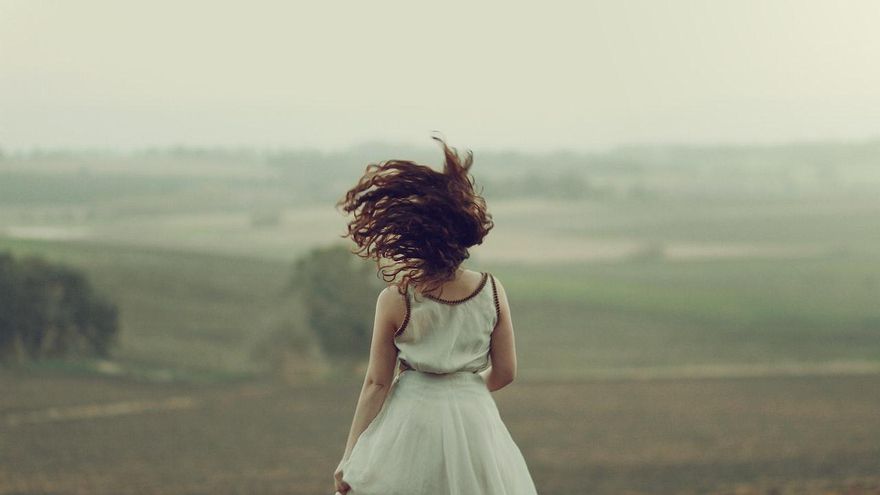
[2,146,880,493]
[2,371,879,494]
[2,195,879,379]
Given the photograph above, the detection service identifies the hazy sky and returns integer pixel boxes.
[2,0,879,152]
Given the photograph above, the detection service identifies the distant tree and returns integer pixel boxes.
[288,244,385,359]
[0,252,119,362]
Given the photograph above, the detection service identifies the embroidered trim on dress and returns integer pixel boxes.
[394,287,411,338]
[489,273,500,329]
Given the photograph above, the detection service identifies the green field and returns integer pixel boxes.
[2,195,879,380]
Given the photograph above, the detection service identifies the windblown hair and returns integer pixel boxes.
[336,133,494,297]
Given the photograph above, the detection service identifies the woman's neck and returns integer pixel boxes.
[415,268,465,294]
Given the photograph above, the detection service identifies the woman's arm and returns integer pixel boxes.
[480,276,517,392]
[340,286,403,462]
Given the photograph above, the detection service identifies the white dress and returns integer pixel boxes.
[340,272,539,495]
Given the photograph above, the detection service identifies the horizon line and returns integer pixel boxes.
[3,134,880,157]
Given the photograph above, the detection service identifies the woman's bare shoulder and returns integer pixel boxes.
[379,283,406,299]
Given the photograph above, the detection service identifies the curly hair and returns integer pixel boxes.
[336,133,494,298]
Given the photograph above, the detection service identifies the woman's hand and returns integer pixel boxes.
[333,458,351,494]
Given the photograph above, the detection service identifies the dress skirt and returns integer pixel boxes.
[340,370,538,495]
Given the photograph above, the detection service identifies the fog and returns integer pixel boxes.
[2,0,879,152]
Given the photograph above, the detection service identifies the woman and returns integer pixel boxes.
[332,133,538,494]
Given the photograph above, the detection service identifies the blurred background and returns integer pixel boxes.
[2,1,879,494]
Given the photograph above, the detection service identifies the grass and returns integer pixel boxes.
[0,237,290,376]
[487,254,880,376]
[2,187,880,382]
[4,227,880,381]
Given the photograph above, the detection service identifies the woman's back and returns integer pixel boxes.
[394,270,499,375]
[339,268,537,495]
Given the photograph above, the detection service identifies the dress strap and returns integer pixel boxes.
[393,284,411,338]
[489,273,501,329]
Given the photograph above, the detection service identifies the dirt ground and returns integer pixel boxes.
[2,372,880,495]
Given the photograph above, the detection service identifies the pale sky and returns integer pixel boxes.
[1,0,879,152]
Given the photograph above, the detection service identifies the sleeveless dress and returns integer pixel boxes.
[340,272,539,495]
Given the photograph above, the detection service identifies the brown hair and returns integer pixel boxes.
[336,133,494,297]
